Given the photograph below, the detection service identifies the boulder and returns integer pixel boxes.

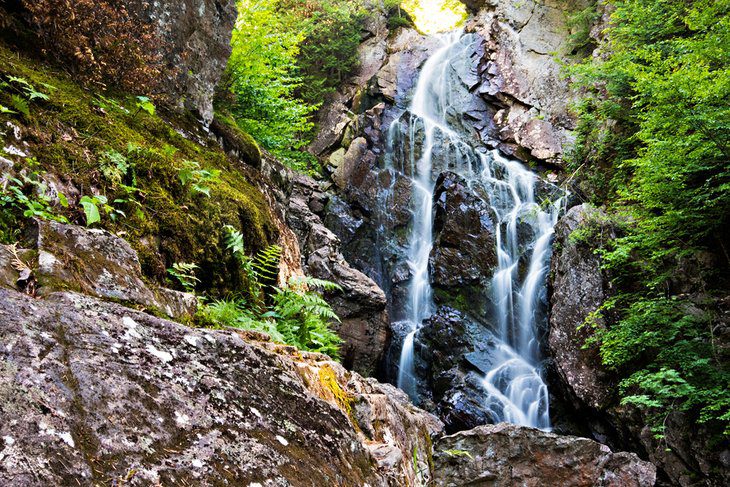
[433,423,657,487]
[0,287,442,486]
[5,220,196,319]
[549,204,730,485]
[430,172,497,295]
[128,0,237,125]
[417,307,502,433]
[548,204,615,410]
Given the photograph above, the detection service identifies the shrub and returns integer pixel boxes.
[20,0,162,92]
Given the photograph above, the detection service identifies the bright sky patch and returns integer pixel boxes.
[402,0,468,34]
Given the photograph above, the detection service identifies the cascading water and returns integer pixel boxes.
[386,32,563,430]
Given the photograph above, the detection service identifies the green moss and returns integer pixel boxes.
[0,42,275,296]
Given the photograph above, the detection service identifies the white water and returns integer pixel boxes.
[388,32,563,430]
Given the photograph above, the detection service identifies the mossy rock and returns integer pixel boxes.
[210,113,262,169]
[0,42,275,296]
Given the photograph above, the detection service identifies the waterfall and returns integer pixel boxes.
[386,32,563,430]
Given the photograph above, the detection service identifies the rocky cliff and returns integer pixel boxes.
[548,205,730,486]
[0,221,655,486]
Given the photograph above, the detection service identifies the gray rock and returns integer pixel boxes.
[27,219,196,319]
[0,288,442,486]
[128,0,237,125]
[434,423,657,486]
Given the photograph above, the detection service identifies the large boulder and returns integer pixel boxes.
[1,220,196,320]
[430,171,497,313]
[128,0,237,125]
[0,287,442,486]
[433,423,657,487]
[548,204,616,410]
[417,307,501,433]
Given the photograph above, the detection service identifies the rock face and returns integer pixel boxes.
[4,219,196,320]
[549,204,616,411]
[261,156,390,377]
[0,287,442,486]
[549,205,730,486]
[129,0,237,125]
[433,423,657,487]
[465,0,592,165]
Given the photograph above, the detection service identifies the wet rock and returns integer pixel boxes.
[23,220,196,319]
[417,307,501,433]
[433,423,657,487]
[430,172,497,294]
[0,287,442,486]
[128,0,237,125]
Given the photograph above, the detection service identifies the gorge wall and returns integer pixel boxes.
[0,0,726,485]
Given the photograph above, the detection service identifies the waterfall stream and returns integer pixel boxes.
[386,32,562,430]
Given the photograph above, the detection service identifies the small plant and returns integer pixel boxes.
[178,160,220,197]
[0,75,52,116]
[442,449,474,460]
[79,194,125,225]
[1,173,68,223]
[197,228,343,359]
[133,96,155,117]
[167,262,200,292]
[99,149,131,186]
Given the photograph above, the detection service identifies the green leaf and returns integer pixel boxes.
[79,196,101,226]
[135,96,156,116]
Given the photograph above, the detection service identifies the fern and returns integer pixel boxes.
[223,225,246,261]
[253,244,282,283]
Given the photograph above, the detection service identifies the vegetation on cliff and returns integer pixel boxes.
[219,0,374,172]
[568,0,730,438]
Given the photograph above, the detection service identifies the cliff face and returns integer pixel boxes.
[549,205,730,486]
[128,0,238,125]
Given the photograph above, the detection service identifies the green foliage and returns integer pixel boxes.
[0,171,68,231]
[167,262,200,292]
[270,276,343,358]
[0,75,52,117]
[221,0,370,172]
[199,232,343,359]
[567,0,730,438]
[100,149,131,186]
[178,160,220,197]
[134,96,155,117]
[79,194,125,225]
[223,0,316,165]
[286,0,366,107]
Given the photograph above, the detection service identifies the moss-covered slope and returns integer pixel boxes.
[0,43,275,294]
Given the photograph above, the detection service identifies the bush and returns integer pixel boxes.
[20,0,162,92]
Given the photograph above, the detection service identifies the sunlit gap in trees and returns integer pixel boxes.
[402,0,468,34]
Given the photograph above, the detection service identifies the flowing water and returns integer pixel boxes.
[386,32,562,430]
